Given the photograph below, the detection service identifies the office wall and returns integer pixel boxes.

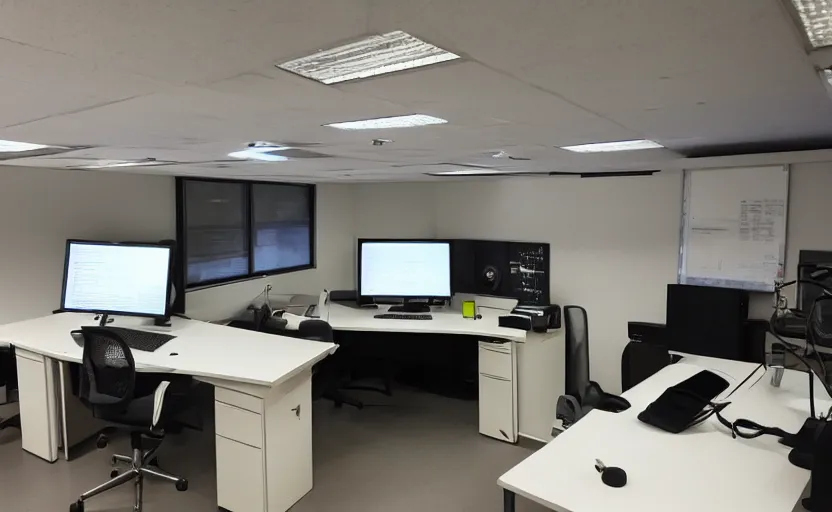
[352,183,437,239]
[432,173,684,393]
[0,166,176,324]
[0,167,357,324]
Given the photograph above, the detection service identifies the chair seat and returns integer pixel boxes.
[94,393,156,428]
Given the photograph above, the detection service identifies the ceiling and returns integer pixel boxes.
[1,0,831,182]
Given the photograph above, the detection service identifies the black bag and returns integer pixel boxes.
[638,370,730,433]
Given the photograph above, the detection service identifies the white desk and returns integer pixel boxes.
[499,356,828,512]
[324,302,565,443]
[0,312,337,512]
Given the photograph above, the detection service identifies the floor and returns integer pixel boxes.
[0,389,549,512]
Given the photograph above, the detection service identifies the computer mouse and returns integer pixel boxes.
[595,460,627,488]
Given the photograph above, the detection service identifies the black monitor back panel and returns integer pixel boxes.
[451,240,550,305]
[666,284,748,360]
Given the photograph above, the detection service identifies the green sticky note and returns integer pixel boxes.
[462,300,476,319]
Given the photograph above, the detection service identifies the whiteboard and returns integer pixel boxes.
[679,165,789,292]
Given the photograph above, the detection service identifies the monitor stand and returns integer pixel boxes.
[389,302,431,313]
[97,313,113,327]
[154,316,172,327]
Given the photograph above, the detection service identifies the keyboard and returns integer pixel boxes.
[105,327,176,352]
[374,313,433,320]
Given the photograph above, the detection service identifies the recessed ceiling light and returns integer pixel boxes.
[324,114,447,130]
[0,139,54,152]
[277,30,460,84]
[428,169,527,177]
[560,139,664,153]
[790,1,832,48]
[78,159,171,169]
[229,144,292,162]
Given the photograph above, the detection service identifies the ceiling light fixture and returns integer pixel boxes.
[790,0,832,48]
[324,114,447,130]
[277,30,460,84]
[428,169,528,177]
[0,139,54,152]
[78,158,172,169]
[228,144,292,162]
[560,139,664,153]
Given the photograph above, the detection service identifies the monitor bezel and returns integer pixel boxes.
[60,239,174,319]
[357,238,453,303]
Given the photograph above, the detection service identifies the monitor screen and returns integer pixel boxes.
[61,240,172,317]
[359,240,451,298]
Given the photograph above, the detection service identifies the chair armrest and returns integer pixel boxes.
[152,381,171,428]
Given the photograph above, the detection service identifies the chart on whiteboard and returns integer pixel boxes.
[684,198,785,290]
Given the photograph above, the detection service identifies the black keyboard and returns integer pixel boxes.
[374,313,433,320]
[105,327,176,352]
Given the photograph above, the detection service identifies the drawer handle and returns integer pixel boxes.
[292,405,301,418]
[480,346,509,355]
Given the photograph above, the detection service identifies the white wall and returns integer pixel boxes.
[0,167,176,324]
[0,167,357,324]
[432,173,684,393]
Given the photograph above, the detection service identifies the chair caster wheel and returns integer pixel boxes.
[96,435,108,449]
[110,469,119,478]
[175,479,188,492]
[69,500,84,512]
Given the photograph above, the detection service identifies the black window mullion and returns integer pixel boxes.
[246,183,255,276]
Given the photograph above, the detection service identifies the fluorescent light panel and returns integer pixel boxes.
[79,159,171,169]
[278,30,460,84]
[429,169,526,176]
[325,114,447,130]
[229,145,291,162]
[560,139,664,153]
[0,139,52,152]
[791,0,832,48]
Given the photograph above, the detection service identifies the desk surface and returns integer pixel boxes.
[499,356,827,512]
[325,303,529,342]
[0,313,336,387]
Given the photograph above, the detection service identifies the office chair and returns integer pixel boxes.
[69,326,189,512]
[298,320,364,409]
[556,306,630,429]
[0,346,20,430]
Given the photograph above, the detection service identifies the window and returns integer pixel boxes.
[177,178,315,288]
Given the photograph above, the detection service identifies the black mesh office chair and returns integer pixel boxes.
[298,320,363,409]
[556,306,630,429]
[69,326,189,512]
[0,345,20,431]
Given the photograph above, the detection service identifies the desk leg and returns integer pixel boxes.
[503,489,515,512]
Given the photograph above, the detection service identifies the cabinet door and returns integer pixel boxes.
[216,435,265,512]
[265,375,313,512]
[479,374,516,443]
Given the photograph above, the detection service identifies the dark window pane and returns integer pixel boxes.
[252,184,312,273]
[184,181,249,284]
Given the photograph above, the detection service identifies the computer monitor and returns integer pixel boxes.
[61,240,173,324]
[358,240,451,308]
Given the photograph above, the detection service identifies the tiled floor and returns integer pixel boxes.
[0,389,549,512]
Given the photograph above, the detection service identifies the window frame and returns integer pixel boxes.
[175,177,316,290]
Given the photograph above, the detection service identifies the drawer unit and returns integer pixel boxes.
[216,387,263,414]
[216,435,265,512]
[478,341,513,380]
[215,401,263,448]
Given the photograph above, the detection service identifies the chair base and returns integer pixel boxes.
[70,432,187,512]
[0,414,20,430]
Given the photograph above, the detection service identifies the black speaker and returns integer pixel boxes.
[666,284,748,360]
[451,240,512,298]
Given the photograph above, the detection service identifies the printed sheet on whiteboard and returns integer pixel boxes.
[679,166,788,292]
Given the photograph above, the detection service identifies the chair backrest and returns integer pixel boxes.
[78,326,136,411]
[298,319,334,342]
[564,305,591,399]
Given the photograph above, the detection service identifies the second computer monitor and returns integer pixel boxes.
[358,240,451,302]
